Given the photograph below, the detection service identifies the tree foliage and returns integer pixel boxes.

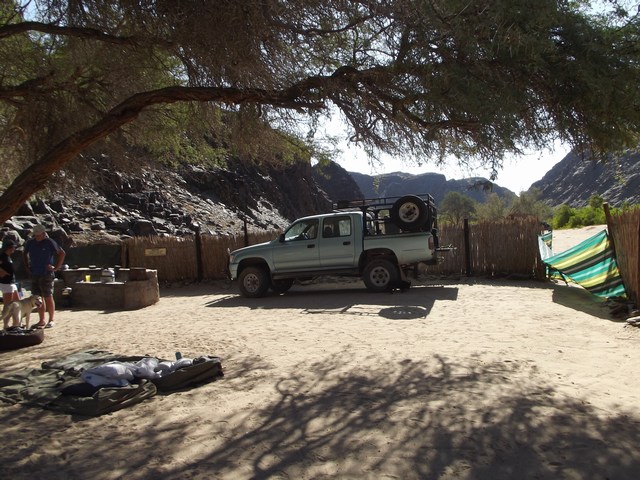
[1,0,639,222]
[475,193,508,221]
[439,191,476,225]
[508,188,553,221]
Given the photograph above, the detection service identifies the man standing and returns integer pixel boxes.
[23,225,65,328]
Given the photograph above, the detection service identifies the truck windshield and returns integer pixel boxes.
[284,219,319,241]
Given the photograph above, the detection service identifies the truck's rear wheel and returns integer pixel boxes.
[363,259,399,292]
[271,278,294,294]
[391,195,428,230]
[238,266,270,298]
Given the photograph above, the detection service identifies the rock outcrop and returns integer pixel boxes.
[530,149,640,207]
[1,158,332,248]
[312,161,364,203]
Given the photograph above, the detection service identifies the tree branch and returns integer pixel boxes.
[0,73,56,101]
[0,82,328,222]
[0,21,139,44]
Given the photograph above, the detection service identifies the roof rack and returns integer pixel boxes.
[333,193,436,212]
[333,193,438,234]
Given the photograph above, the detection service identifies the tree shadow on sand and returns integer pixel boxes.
[2,352,638,479]
[179,355,640,479]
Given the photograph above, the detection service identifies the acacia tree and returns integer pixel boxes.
[1,0,639,223]
[476,193,508,221]
[439,191,477,225]
[508,188,553,220]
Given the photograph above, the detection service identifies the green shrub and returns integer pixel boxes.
[553,198,610,229]
[552,204,574,228]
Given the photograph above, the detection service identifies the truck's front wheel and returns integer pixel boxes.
[238,266,270,298]
[363,259,399,292]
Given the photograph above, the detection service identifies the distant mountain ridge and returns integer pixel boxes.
[313,161,516,205]
[350,171,517,204]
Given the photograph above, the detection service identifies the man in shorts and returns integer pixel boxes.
[23,225,65,328]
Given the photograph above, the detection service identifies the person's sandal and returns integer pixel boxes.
[45,322,55,328]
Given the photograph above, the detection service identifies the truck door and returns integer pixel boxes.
[319,216,357,267]
[272,218,321,271]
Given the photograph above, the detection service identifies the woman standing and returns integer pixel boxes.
[0,238,20,324]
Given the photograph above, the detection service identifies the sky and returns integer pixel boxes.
[317,115,571,194]
[332,140,571,194]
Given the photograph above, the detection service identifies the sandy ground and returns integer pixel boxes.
[1,225,639,480]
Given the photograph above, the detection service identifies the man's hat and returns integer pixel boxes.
[32,224,46,236]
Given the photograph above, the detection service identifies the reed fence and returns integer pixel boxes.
[123,230,280,282]
[123,236,198,281]
[424,218,546,278]
[122,218,547,282]
[607,207,640,306]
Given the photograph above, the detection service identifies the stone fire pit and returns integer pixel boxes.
[54,267,160,311]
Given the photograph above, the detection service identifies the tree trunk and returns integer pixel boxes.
[0,84,326,223]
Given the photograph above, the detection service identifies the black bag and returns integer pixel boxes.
[48,378,158,416]
[152,356,223,392]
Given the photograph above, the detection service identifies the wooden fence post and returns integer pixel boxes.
[464,218,471,276]
[195,225,203,281]
[634,218,640,307]
[603,203,618,258]
[637,221,640,306]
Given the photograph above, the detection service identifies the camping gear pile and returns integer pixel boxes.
[0,350,223,416]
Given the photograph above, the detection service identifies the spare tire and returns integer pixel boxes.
[0,328,44,351]
[390,195,428,230]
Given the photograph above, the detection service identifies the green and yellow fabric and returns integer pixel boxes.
[540,231,553,250]
[541,229,626,299]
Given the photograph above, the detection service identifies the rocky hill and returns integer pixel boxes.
[311,161,364,203]
[530,149,640,207]
[2,157,332,249]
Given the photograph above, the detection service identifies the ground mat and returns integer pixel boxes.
[0,349,223,416]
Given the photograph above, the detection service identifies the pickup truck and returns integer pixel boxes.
[228,194,443,297]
